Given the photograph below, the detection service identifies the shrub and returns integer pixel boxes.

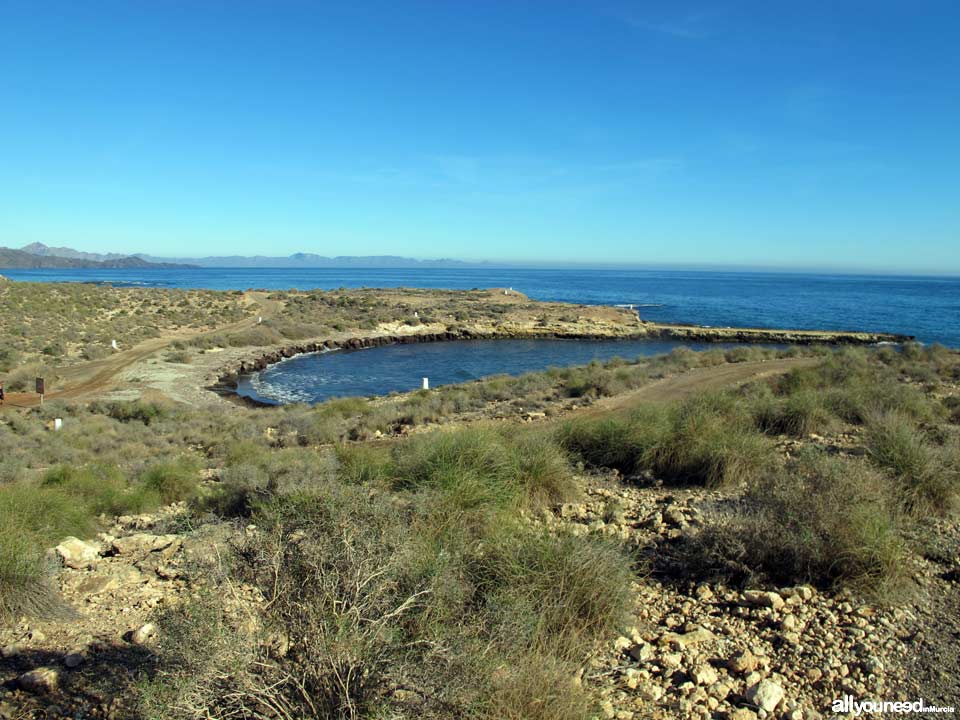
[137,593,263,719]
[557,410,666,476]
[943,396,960,425]
[661,451,904,596]
[645,395,771,486]
[0,482,99,544]
[165,350,192,364]
[235,486,423,718]
[202,463,269,518]
[752,388,834,437]
[390,427,577,513]
[92,399,169,425]
[140,456,202,504]
[43,462,158,517]
[865,412,958,515]
[467,527,633,654]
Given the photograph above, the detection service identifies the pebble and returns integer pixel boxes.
[129,622,158,645]
[746,679,785,713]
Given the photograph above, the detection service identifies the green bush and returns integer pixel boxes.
[557,409,667,476]
[43,462,159,516]
[335,443,393,486]
[467,527,632,653]
[0,482,99,544]
[664,451,904,596]
[0,521,64,620]
[752,388,834,437]
[560,395,770,487]
[865,412,958,515]
[140,456,202,504]
[390,426,577,513]
[478,650,593,720]
[646,394,771,486]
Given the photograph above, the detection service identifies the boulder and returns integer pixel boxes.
[112,534,180,557]
[55,537,99,569]
[75,575,119,596]
[16,667,60,693]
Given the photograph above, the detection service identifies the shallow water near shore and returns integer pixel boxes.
[237,337,765,405]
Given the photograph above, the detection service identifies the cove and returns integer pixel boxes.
[236,337,763,405]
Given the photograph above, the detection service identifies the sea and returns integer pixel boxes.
[5,267,958,347]
[5,267,958,403]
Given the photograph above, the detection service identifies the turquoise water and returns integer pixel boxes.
[237,338,769,405]
[4,267,958,346]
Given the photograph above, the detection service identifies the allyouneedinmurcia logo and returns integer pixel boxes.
[832,695,956,716]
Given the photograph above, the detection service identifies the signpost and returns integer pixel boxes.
[36,377,44,404]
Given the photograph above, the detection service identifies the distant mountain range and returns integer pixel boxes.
[3,243,485,269]
[0,245,193,269]
[137,252,484,268]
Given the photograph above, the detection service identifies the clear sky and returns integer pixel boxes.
[1,1,958,272]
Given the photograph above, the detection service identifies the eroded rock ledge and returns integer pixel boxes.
[210,323,911,400]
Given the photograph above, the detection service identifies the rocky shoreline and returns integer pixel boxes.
[209,323,912,403]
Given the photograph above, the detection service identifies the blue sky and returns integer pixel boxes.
[1,1,958,272]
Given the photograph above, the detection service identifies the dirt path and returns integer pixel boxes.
[1,293,281,408]
[578,356,817,416]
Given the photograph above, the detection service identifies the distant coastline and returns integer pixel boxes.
[0,246,194,270]
[1,264,957,347]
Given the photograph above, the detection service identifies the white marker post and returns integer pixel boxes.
[258,316,262,324]
[53,418,62,431]
[422,377,429,390]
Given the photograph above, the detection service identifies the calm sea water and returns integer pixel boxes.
[237,338,762,405]
[4,267,959,347]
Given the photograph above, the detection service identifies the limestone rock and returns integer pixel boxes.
[75,574,119,596]
[55,537,99,569]
[17,667,60,693]
[628,642,654,662]
[63,653,84,669]
[112,534,180,556]
[658,627,714,650]
[746,679,785,713]
[728,649,759,674]
[692,664,718,685]
[129,622,158,646]
[661,652,683,669]
[743,590,785,611]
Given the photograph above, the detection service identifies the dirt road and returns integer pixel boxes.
[578,356,817,416]
[1,292,280,409]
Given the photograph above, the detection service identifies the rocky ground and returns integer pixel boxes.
[548,476,958,719]
[0,506,232,720]
[3,450,957,719]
